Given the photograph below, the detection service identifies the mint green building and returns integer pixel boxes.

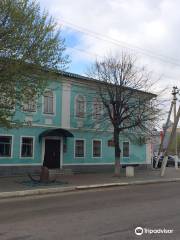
[0,72,152,175]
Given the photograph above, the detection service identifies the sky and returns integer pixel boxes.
[39,0,180,106]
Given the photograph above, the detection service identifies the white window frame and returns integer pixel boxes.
[42,89,56,115]
[92,139,102,158]
[0,134,13,158]
[20,136,35,159]
[74,138,86,158]
[122,141,130,158]
[74,95,86,118]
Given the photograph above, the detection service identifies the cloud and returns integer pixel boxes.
[39,0,180,96]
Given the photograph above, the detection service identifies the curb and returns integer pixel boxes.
[0,186,76,199]
[76,178,180,190]
[1,178,180,199]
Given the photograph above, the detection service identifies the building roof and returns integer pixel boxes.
[57,70,156,98]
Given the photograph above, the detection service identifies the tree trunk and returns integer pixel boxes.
[114,129,121,177]
[40,166,50,183]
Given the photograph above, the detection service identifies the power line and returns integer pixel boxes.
[67,46,103,59]
[66,46,179,81]
[61,19,180,67]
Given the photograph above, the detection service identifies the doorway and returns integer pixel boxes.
[43,139,61,169]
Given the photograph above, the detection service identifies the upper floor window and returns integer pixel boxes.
[75,95,86,118]
[0,136,12,157]
[23,99,36,112]
[93,98,103,119]
[43,90,54,114]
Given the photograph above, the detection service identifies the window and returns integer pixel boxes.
[93,140,101,157]
[123,141,130,157]
[23,100,36,112]
[21,137,34,158]
[93,98,103,119]
[75,140,85,157]
[0,136,12,157]
[75,95,85,118]
[43,90,54,114]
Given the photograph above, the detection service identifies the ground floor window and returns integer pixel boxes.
[21,137,34,158]
[123,141,130,157]
[93,140,102,157]
[0,136,12,157]
[75,139,85,157]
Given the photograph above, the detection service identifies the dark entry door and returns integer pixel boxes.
[44,139,60,169]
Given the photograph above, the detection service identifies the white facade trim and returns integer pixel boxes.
[31,124,60,128]
[146,141,152,164]
[63,162,147,166]
[0,162,147,167]
[61,83,71,128]
[64,163,114,166]
[0,163,41,166]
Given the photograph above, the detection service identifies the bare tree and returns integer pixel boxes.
[87,53,160,176]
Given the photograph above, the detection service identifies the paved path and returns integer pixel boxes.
[0,182,180,240]
[0,167,180,193]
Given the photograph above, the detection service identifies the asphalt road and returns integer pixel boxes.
[0,182,180,240]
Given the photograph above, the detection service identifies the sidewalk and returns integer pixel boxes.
[0,167,180,199]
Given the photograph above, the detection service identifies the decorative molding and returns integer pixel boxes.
[61,83,71,128]
[45,118,53,125]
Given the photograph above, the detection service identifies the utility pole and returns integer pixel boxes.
[155,101,174,168]
[172,86,179,169]
[156,86,179,174]
[161,105,180,176]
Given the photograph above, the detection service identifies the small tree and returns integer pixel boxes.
[0,0,69,127]
[88,54,159,176]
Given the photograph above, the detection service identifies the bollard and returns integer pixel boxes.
[126,166,134,177]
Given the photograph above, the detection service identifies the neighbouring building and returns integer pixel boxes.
[0,71,153,176]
